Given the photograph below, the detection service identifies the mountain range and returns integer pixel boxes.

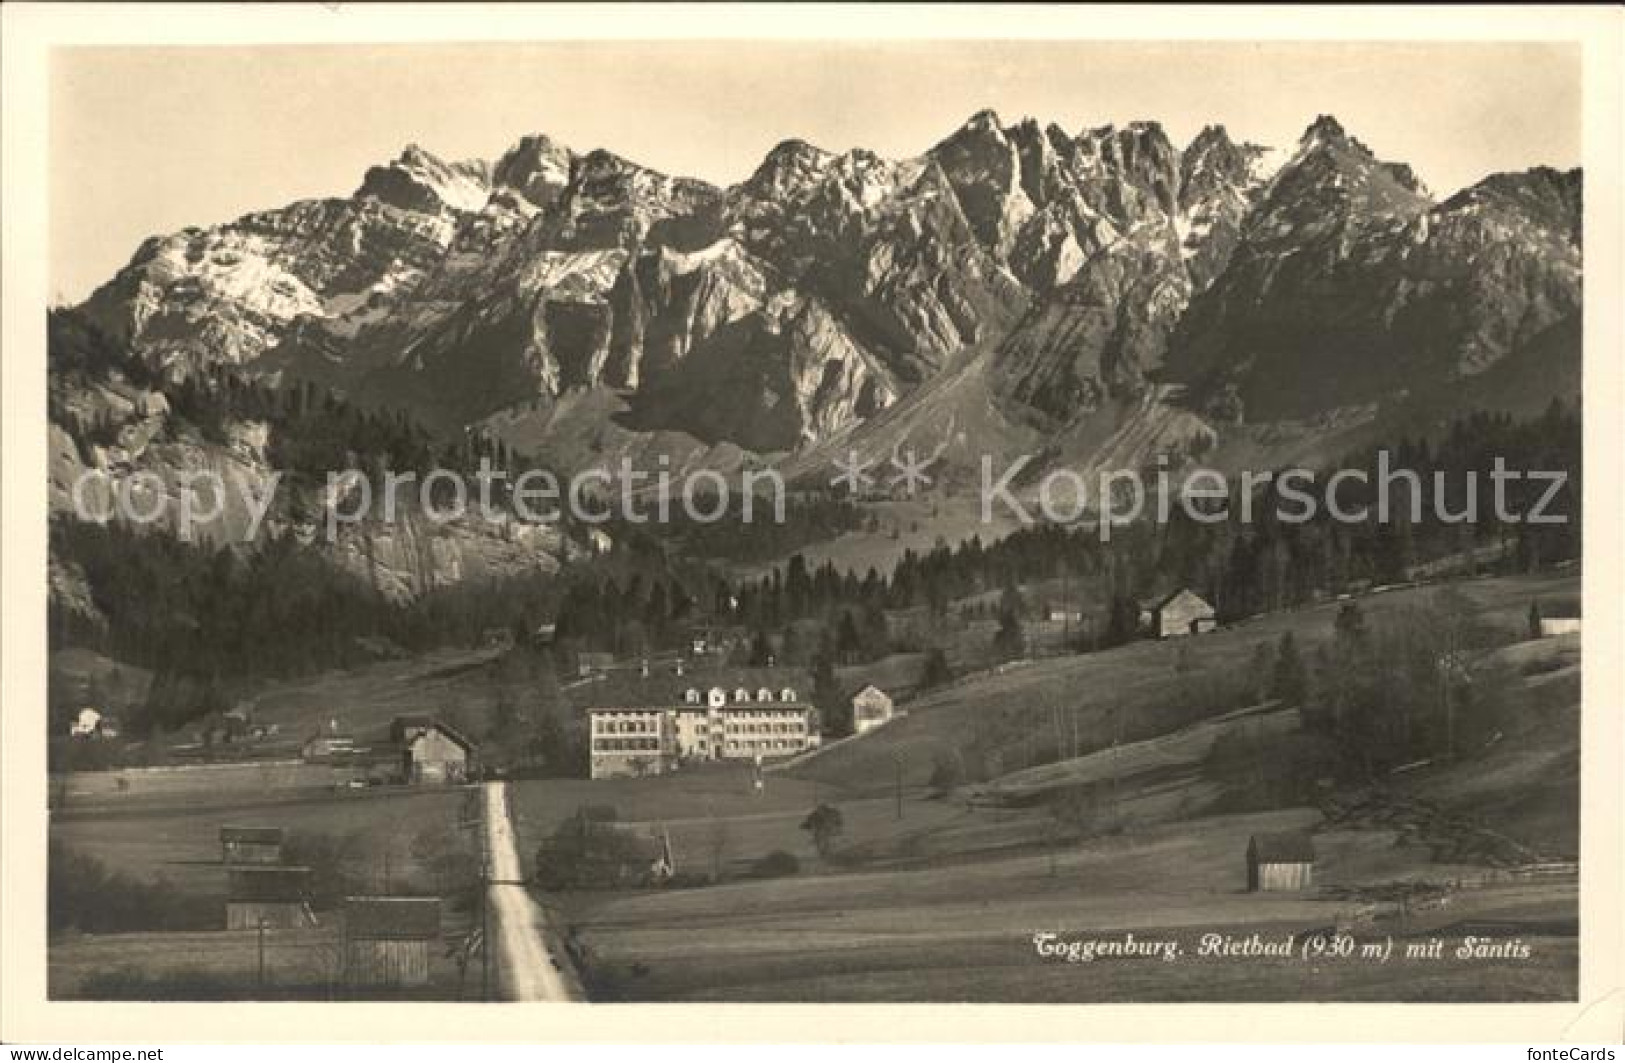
[72,110,1581,495]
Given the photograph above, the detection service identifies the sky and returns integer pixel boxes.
[50,40,1580,302]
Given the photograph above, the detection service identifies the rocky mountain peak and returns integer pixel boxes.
[1300,113,1351,147]
[1439,165,1583,246]
[492,133,574,209]
[1186,123,1235,154]
[355,143,491,215]
[742,138,836,199]
[962,108,1005,133]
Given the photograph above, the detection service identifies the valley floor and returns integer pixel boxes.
[48,571,1581,1002]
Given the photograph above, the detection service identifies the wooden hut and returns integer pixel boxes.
[852,685,896,734]
[1140,588,1218,638]
[391,716,475,784]
[225,866,314,929]
[220,825,284,865]
[342,896,440,988]
[1246,833,1316,892]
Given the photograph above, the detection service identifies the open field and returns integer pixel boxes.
[49,920,480,1001]
[548,805,1576,1002]
[236,645,511,740]
[49,784,481,1000]
[54,786,473,897]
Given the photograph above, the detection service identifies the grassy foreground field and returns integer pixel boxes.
[49,786,478,1000]
[535,803,1576,1002]
[54,786,471,897]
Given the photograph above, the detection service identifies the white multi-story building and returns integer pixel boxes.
[584,667,821,779]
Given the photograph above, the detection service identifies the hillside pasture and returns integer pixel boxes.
[791,572,1579,796]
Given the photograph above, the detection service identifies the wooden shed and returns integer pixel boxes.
[220,825,284,865]
[342,896,441,988]
[391,717,475,785]
[225,865,314,929]
[851,685,896,734]
[1141,588,1218,639]
[1246,833,1315,892]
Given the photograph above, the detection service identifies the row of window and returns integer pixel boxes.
[593,708,809,730]
[593,738,661,752]
[595,718,659,734]
[683,738,810,754]
[725,739,805,752]
[722,722,803,735]
[590,736,812,757]
[683,687,798,705]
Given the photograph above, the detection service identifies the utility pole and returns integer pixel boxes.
[257,917,268,990]
[1108,707,1122,825]
[481,858,491,1001]
[480,791,493,1003]
[893,750,904,820]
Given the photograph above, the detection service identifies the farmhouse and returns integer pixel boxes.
[225,866,314,929]
[1140,588,1218,639]
[852,685,896,734]
[1246,832,1315,892]
[577,651,617,677]
[301,732,357,761]
[1539,615,1581,637]
[220,825,283,865]
[579,666,820,779]
[68,707,106,738]
[342,896,440,988]
[390,716,475,784]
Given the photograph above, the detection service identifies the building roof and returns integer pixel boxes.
[391,713,436,731]
[1142,587,1215,613]
[343,896,442,940]
[227,866,311,902]
[574,666,811,711]
[220,826,284,845]
[415,721,476,753]
[387,716,476,753]
[304,732,357,746]
[1248,832,1316,864]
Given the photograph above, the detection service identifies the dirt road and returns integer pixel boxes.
[482,780,583,1001]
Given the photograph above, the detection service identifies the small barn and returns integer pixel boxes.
[577,651,617,677]
[342,896,440,988]
[391,717,475,784]
[220,825,284,865]
[852,685,896,734]
[225,866,314,929]
[1539,616,1581,637]
[302,732,357,761]
[1141,588,1218,639]
[68,707,102,738]
[1246,833,1315,892]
